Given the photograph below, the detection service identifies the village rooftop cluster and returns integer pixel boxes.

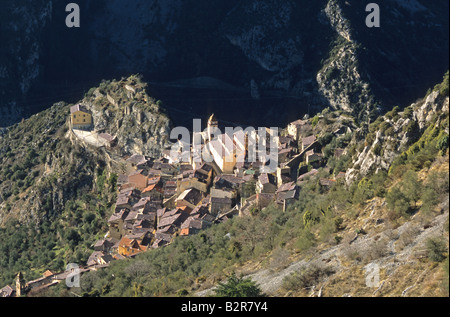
[85,112,349,267]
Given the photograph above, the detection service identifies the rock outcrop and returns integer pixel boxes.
[346,89,449,184]
[81,75,172,157]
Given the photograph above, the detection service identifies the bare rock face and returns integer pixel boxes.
[83,75,172,157]
[0,0,53,126]
[345,90,449,184]
[415,91,450,130]
[2,0,448,127]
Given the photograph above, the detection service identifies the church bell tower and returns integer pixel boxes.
[15,272,25,297]
[207,113,218,143]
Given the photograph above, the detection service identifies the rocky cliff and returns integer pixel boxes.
[79,75,171,157]
[345,74,449,184]
[0,0,53,126]
[1,0,448,126]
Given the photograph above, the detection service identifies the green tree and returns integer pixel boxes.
[295,229,316,252]
[132,283,144,297]
[386,185,410,219]
[311,116,319,127]
[108,173,118,192]
[402,170,422,207]
[421,188,439,215]
[426,238,447,262]
[214,273,264,297]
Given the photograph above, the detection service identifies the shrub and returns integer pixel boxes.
[319,133,334,147]
[402,107,414,119]
[401,170,421,204]
[421,188,439,216]
[436,134,449,153]
[384,126,395,137]
[352,178,375,205]
[372,143,383,156]
[108,173,118,192]
[295,229,316,252]
[402,120,419,134]
[363,239,388,263]
[282,264,334,291]
[214,273,264,297]
[395,225,420,251]
[311,116,319,127]
[426,237,447,262]
[379,121,391,136]
[268,248,291,272]
[434,70,449,96]
[385,106,399,120]
[366,133,375,146]
[386,185,410,220]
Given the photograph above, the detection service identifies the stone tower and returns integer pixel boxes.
[207,113,218,143]
[15,272,25,297]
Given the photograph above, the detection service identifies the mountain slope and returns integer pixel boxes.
[1,0,448,126]
[28,73,447,298]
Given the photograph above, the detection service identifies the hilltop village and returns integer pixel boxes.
[68,106,348,267]
[1,103,349,297]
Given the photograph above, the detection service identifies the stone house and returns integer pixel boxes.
[70,104,92,130]
[209,197,233,216]
[287,119,311,141]
[257,173,277,194]
[128,169,148,191]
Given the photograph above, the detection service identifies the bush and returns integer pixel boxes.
[311,116,320,127]
[386,185,410,220]
[426,237,447,262]
[108,173,118,192]
[295,229,316,252]
[402,107,413,119]
[282,264,334,291]
[319,133,334,147]
[402,170,422,207]
[395,225,420,252]
[268,248,291,272]
[214,273,264,297]
[379,121,391,136]
[420,188,439,216]
[436,134,449,153]
[363,239,388,263]
[402,120,419,134]
[352,178,375,205]
[385,106,399,120]
[434,70,449,96]
[372,143,383,156]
